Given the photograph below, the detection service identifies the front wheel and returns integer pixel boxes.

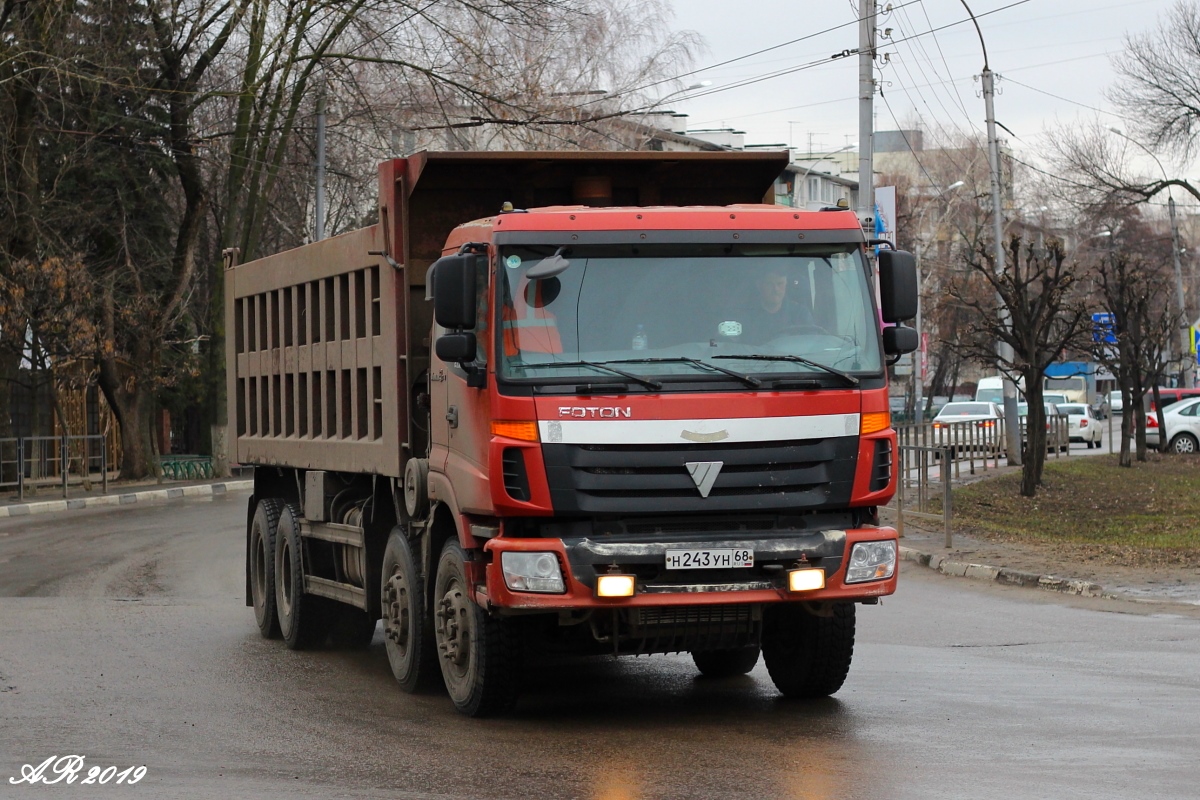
[433,539,521,716]
[692,646,760,678]
[1170,432,1199,454]
[761,603,855,698]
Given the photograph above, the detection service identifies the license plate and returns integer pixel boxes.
[664,548,754,570]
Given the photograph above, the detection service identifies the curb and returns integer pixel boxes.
[900,546,1108,598]
[0,480,254,518]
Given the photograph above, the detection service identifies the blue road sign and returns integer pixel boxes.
[1092,312,1117,344]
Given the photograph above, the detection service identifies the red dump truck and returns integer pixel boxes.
[226,151,918,716]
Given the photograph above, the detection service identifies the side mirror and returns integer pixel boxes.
[435,332,477,363]
[882,325,918,355]
[432,254,478,329]
[878,249,918,323]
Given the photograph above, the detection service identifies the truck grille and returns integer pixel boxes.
[541,437,858,514]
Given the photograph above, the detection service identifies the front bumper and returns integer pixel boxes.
[481,526,898,610]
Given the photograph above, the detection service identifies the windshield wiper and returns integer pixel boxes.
[513,360,662,390]
[604,357,762,388]
[711,354,859,387]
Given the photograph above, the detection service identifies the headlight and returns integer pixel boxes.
[845,540,897,583]
[501,551,565,593]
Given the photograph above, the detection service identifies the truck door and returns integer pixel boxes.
[428,324,450,474]
[431,254,492,514]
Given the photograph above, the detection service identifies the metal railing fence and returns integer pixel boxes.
[885,444,953,547]
[887,415,1071,548]
[0,435,111,501]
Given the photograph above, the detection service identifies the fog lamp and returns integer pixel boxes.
[845,540,897,583]
[501,551,565,593]
[595,574,636,598]
[788,568,826,592]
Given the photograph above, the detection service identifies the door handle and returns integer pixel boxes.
[446,406,459,428]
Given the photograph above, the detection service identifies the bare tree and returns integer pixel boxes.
[946,237,1091,496]
[1110,0,1200,169]
[1080,211,1182,463]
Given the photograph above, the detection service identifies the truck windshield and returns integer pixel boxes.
[497,242,881,385]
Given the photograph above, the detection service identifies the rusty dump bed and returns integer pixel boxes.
[224,150,790,477]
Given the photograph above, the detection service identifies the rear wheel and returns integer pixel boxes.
[382,530,437,692]
[692,646,760,678]
[762,603,855,698]
[1170,432,1198,454]
[249,498,285,639]
[433,539,521,716]
[275,503,329,650]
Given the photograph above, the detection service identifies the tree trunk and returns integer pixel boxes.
[1020,380,1047,497]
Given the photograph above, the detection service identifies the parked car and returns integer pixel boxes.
[1056,403,1103,448]
[1151,387,1200,411]
[1161,397,1200,453]
[1145,412,1162,447]
[1016,402,1069,453]
[930,401,1003,455]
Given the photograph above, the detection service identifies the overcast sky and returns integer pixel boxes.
[664,0,1182,173]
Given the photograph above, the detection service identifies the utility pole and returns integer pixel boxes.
[982,67,1020,464]
[1169,196,1193,387]
[857,1,875,230]
[314,87,327,242]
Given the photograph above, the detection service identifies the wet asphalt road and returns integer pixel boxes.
[1,493,1198,799]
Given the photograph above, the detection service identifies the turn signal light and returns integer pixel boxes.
[490,420,540,441]
[596,574,636,598]
[788,568,826,592]
[860,411,891,434]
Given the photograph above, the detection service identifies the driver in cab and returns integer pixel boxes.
[735,263,814,343]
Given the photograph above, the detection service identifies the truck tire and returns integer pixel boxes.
[382,530,437,691]
[762,602,855,698]
[250,498,285,639]
[692,646,760,678]
[275,503,328,650]
[432,539,521,716]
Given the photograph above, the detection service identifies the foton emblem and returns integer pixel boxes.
[685,461,723,498]
[558,407,632,418]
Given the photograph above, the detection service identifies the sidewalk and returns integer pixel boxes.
[0,476,253,518]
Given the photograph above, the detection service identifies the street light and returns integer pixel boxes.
[1109,127,1191,387]
[651,81,712,106]
[796,143,857,209]
[957,0,1021,463]
[1074,230,1112,250]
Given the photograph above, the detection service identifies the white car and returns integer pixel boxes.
[1056,403,1102,448]
[1162,397,1200,453]
[930,401,1004,456]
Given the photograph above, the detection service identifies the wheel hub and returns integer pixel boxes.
[382,569,410,650]
[436,589,470,668]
